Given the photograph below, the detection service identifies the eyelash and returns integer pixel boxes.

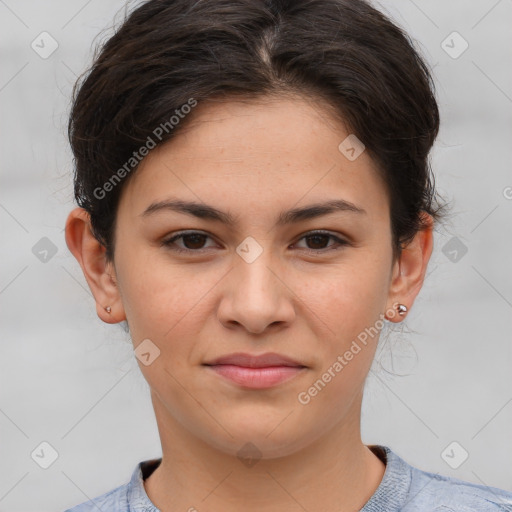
[161,230,349,255]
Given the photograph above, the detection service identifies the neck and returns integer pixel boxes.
[143,392,386,512]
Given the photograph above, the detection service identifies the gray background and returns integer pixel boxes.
[1,1,511,510]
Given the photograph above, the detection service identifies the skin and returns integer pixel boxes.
[65,94,433,512]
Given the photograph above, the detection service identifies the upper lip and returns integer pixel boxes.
[203,352,306,368]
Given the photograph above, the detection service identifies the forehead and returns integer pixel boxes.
[118,95,389,224]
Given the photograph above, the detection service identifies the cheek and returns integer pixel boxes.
[293,268,386,416]
[297,257,390,337]
[114,245,209,341]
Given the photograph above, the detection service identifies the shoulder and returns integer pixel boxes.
[62,458,161,512]
[62,482,130,512]
[404,462,512,511]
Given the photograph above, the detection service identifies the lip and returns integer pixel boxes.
[203,352,306,368]
[203,352,307,389]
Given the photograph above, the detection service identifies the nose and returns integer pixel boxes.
[217,247,296,335]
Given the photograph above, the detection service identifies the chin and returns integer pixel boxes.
[203,418,316,461]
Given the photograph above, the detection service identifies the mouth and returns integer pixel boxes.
[202,352,307,389]
[203,352,306,368]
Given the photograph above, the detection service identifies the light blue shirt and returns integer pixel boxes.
[63,444,512,511]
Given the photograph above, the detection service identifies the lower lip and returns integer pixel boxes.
[205,364,305,389]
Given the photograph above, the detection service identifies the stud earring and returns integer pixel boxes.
[397,303,407,316]
[105,306,112,314]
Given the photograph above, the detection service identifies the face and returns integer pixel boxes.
[80,95,427,459]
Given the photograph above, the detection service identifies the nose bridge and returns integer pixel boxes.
[218,236,295,332]
[236,247,276,295]
[234,237,281,303]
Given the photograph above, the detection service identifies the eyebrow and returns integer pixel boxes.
[140,198,366,225]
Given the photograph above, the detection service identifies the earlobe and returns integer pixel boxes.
[64,207,126,324]
[385,213,434,322]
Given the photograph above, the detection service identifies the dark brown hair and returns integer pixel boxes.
[68,0,447,263]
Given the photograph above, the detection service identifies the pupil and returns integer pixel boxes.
[308,234,327,249]
[184,234,206,249]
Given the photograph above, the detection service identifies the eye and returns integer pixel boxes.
[161,230,349,255]
[292,230,349,253]
[161,231,218,253]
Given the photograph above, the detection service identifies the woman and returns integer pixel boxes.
[63,0,512,510]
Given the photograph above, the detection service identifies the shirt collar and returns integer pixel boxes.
[127,457,162,511]
[361,445,412,511]
[126,445,411,511]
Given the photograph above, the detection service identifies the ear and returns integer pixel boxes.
[385,212,434,322]
[64,207,126,324]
